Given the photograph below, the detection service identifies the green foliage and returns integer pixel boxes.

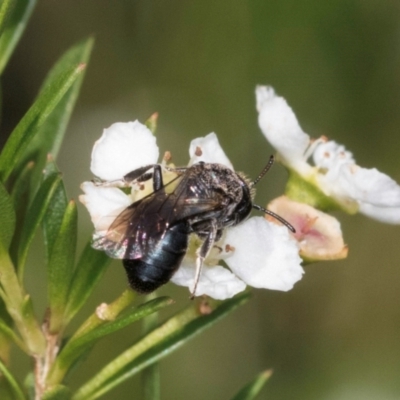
[0,61,85,183]
[15,172,62,273]
[63,243,110,324]
[0,3,257,399]
[73,293,251,400]
[0,358,25,400]
[231,370,272,400]
[47,200,78,333]
[0,181,15,248]
[0,0,36,74]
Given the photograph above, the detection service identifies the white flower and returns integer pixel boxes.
[171,217,303,298]
[91,121,159,181]
[188,132,233,169]
[256,85,400,224]
[80,120,304,299]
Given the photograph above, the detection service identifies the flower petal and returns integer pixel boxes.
[255,85,311,173]
[268,196,348,261]
[314,142,400,223]
[339,165,400,207]
[188,132,233,168]
[358,203,400,224]
[91,120,159,181]
[171,261,246,300]
[342,166,400,223]
[223,217,303,291]
[79,181,131,233]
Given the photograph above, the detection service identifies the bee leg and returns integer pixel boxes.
[123,164,165,192]
[123,164,160,183]
[92,178,127,188]
[152,164,163,191]
[191,220,218,299]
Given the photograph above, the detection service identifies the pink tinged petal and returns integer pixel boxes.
[90,120,159,181]
[79,182,131,233]
[223,217,303,291]
[170,261,246,300]
[188,132,233,169]
[268,196,348,261]
[255,86,311,172]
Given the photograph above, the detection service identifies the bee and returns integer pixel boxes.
[93,156,295,297]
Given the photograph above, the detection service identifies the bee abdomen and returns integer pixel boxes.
[123,222,189,294]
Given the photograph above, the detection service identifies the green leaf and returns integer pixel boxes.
[27,37,94,192]
[0,0,15,36]
[0,181,15,249]
[0,318,28,353]
[48,200,78,333]
[0,58,86,183]
[0,243,45,357]
[0,0,36,75]
[42,385,71,400]
[49,297,173,386]
[0,358,26,400]
[72,292,251,400]
[63,243,110,324]
[74,290,136,339]
[9,161,34,252]
[0,263,44,357]
[141,293,161,400]
[142,362,159,400]
[231,370,273,400]
[42,159,68,261]
[16,172,61,274]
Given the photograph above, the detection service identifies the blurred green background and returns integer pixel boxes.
[3,1,400,399]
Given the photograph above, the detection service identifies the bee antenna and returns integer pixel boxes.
[253,204,296,233]
[250,155,275,187]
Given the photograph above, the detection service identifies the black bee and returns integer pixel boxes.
[93,156,294,297]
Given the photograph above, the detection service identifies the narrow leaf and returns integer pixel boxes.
[0,242,45,356]
[42,385,71,400]
[48,200,77,333]
[64,243,110,324]
[142,362,159,400]
[142,292,161,400]
[231,370,273,400]
[0,181,15,249]
[0,0,15,37]
[42,157,68,262]
[47,290,136,386]
[0,358,25,400]
[0,318,28,352]
[0,61,85,182]
[27,37,94,192]
[49,297,173,386]
[73,292,251,400]
[0,0,36,75]
[74,290,136,339]
[16,172,61,274]
[9,161,34,256]
[35,37,93,158]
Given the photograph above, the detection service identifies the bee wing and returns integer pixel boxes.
[93,188,173,259]
[93,168,224,260]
